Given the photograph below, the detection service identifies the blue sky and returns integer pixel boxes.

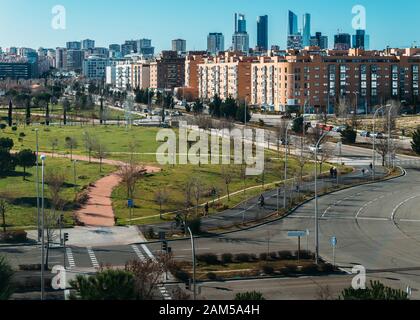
[0,0,419,51]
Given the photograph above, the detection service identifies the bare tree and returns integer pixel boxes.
[82,132,97,163]
[191,178,204,216]
[154,188,169,220]
[65,137,78,161]
[336,96,349,124]
[44,170,65,269]
[49,138,59,158]
[93,141,109,173]
[317,143,335,173]
[221,165,234,201]
[118,162,144,200]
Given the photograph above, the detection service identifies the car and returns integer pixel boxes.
[143,109,149,114]
[308,145,323,153]
[360,131,371,137]
[371,132,384,139]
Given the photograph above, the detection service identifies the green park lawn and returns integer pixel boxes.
[0,157,114,229]
[1,124,350,227]
[1,125,162,164]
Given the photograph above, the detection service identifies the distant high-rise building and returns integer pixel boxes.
[310,32,329,49]
[121,40,137,56]
[288,10,298,36]
[82,39,95,50]
[137,39,155,57]
[287,34,303,50]
[172,39,186,53]
[287,10,301,49]
[207,33,225,54]
[232,13,249,53]
[257,15,268,51]
[109,44,121,52]
[352,29,370,50]
[66,50,84,72]
[55,48,67,70]
[66,41,81,50]
[334,33,351,50]
[302,13,311,47]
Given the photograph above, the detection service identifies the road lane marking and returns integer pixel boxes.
[391,195,420,222]
[66,247,75,268]
[87,247,99,268]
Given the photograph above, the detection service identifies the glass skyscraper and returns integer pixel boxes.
[302,13,311,47]
[232,13,249,53]
[257,15,268,51]
[288,10,298,35]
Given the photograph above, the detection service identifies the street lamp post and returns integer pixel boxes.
[40,154,46,300]
[387,104,395,167]
[372,106,385,180]
[283,122,289,209]
[314,132,328,265]
[187,227,196,300]
[35,129,40,242]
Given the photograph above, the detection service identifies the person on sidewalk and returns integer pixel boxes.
[258,194,265,209]
[204,203,209,216]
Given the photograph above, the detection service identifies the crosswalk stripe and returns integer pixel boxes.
[66,248,76,268]
[131,245,146,260]
[87,247,100,268]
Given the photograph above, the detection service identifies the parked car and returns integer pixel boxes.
[360,131,371,137]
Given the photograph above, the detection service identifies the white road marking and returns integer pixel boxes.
[391,195,420,222]
[131,245,146,260]
[87,247,99,268]
[141,244,172,300]
[66,247,76,268]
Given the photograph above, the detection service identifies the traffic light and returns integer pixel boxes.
[64,233,69,243]
[162,241,168,252]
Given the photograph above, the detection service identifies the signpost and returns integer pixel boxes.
[331,236,337,267]
[288,231,307,262]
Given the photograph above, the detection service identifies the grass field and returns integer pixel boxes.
[1,124,349,227]
[1,125,162,164]
[0,157,114,229]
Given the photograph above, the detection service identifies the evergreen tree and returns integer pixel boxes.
[25,100,31,126]
[7,100,12,127]
[411,128,420,155]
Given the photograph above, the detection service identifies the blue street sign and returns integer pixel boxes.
[331,236,337,247]
[127,199,134,208]
[288,231,307,238]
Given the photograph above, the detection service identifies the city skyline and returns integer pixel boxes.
[1,0,420,52]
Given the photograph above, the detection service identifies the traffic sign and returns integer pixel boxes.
[331,236,337,247]
[288,231,307,238]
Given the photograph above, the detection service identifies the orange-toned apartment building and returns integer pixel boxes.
[189,48,420,112]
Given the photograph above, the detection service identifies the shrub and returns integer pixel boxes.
[186,218,201,234]
[234,253,252,263]
[278,250,294,260]
[147,227,155,239]
[281,264,298,275]
[11,126,17,131]
[259,253,268,261]
[174,269,189,283]
[0,124,6,130]
[19,132,26,137]
[298,250,315,260]
[235,291,265,301]
[206,272,218,281]
[0,230,28,243]
[261,265,275,275]
[197,253,219,265]
[318,263,335,273]
[221,253,233,264]
[301,263,319,274]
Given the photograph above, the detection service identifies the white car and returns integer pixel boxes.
[309,145,323,153]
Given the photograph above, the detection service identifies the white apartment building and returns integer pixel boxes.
[83,55,108,80]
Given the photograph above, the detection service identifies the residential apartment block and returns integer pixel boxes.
[190,48,420,112]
